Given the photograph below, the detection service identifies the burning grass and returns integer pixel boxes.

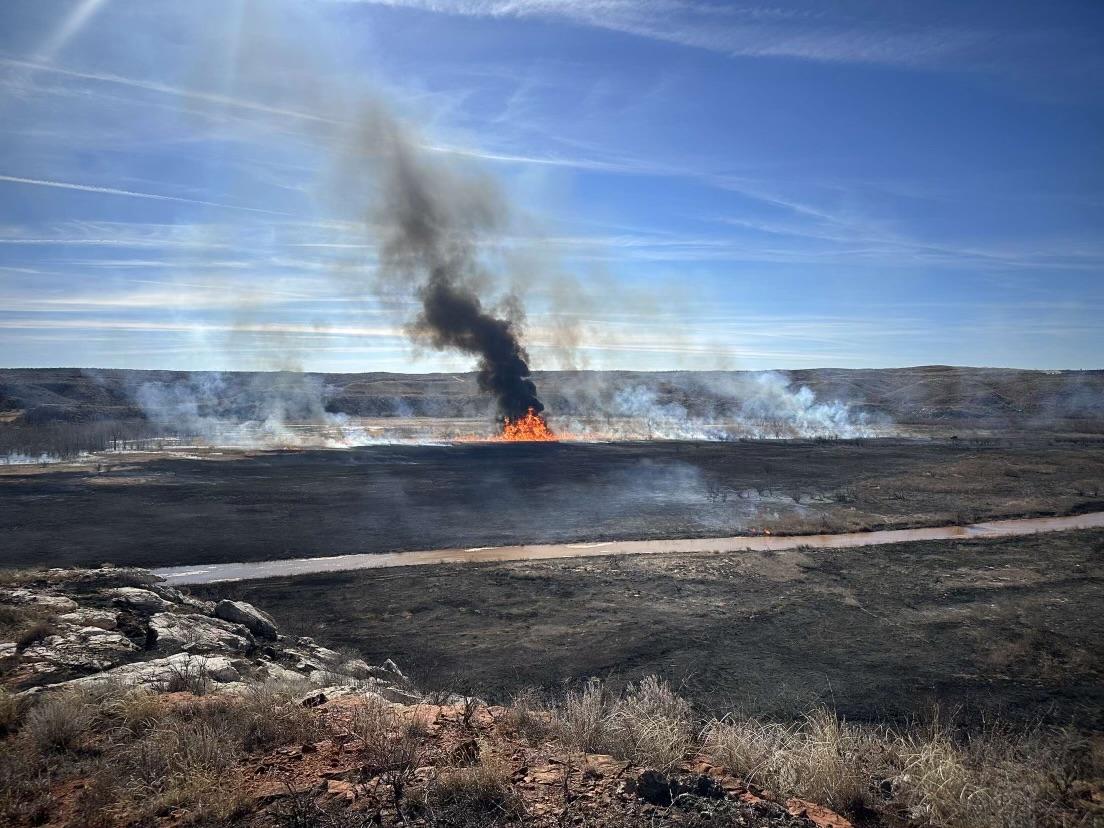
[500,408,556,442]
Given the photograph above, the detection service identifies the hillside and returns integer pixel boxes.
[2,566,1099,828]
[1,366,1102,430]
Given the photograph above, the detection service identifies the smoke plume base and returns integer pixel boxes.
[114,369,887,452]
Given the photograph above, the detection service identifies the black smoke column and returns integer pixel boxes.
[417,274,543,420]
[366,110,544,423]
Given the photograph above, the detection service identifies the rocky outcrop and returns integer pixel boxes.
[107,587,174,613]
[56,608,118,630]
[148,612,255,654]
[58,652,244,690]
[0,566,421,705]
[0,588,78,613]
[214,599,278,639]
[20,625,140,682]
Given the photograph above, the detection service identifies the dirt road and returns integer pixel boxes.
[158,510,1104,584]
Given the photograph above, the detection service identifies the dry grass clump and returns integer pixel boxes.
[504,688,551,744]
[419,755,523,826]
[885,722,1100,828]
[548,676,694,770]
[0,602,55,644]
[235,679,324,751]
[0,747,54,826]
[14,619,56,651]
[703,709,1101,828]
[703,708,876,811]
[0,687,24,737]
[0,679,324,826]
[111,719,249,823]
[23,689,98,753]
[99,685,164,737]
[0,568,44,589]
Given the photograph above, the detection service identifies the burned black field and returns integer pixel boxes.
[206,528,1104,727]
[1,436,1103,570]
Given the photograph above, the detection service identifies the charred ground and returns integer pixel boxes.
[204,529,1104,728]
[1,437,1103,569]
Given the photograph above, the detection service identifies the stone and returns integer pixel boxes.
[339,658,372,677]
[376,684,423,705]
[786,798,854,828]
[21,625,140,680]
[257,661,310,685]
[214,600,278,639]
[0,643,17,659]
[380,658,409,683]
[107,587,174,614]
[56,609,118,630]
[147,583,188,604]
[287,645,344,673]
[0,589,78,613]
[582,755,627,779]
[149,612,255,654]
[299,690,330,708]
[47,652,242,691]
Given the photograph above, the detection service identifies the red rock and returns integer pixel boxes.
[528,766,563,785]
[325,779,357,801]
[786,798,854,828]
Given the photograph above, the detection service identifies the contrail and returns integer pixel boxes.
[0,58,624,172]
[0,58,338,125]
[0,174,293,216]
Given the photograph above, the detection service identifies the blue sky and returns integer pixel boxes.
[0,0,1102,372]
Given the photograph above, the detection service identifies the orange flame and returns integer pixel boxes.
[501,408,556,442]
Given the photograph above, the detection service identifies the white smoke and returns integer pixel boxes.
[132,372,377,449]
[555,371,888,440]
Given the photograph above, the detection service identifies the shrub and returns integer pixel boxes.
[23,690,97,753]
[421,755,523,825]
[156,660,211,695]
[236,680,323,752]
[274,793,378,827]
[504,688,551,744]
[0,688,23,736]
[15,619,55,651]
[350,695,424,774]
[349,695,426,816]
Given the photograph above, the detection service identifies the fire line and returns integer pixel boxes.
[501,407,556,441]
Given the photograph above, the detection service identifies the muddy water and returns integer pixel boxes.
[155,511,1104,585]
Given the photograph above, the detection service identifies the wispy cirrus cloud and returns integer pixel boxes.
[330,0,983,69]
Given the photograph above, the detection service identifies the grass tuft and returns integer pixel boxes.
[548,676,694,770]
[23,690,97,753]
